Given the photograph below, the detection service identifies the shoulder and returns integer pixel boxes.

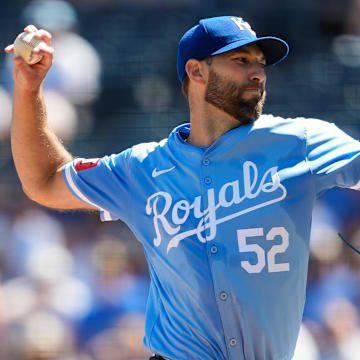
[256,114,333,139]
[131,139,168,159]
[129,138,169,162]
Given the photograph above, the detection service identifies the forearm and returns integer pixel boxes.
[4,25,95,210]
[11,85,73,198]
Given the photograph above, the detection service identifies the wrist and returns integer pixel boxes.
[13,83,42,97]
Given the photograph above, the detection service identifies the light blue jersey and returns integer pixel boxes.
[63,115,360,360]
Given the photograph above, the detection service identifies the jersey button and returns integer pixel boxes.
[203,158,210,166]
[229,338,237,347]
[204,177,212,185]
[220,292,228,301]
[210,245,218,254]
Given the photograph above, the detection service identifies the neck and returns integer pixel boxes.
[186,101,242,147]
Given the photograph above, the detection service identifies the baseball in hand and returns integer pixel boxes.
[13,32,44,65]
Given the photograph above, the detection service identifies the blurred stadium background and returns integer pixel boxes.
[0,0,360,359]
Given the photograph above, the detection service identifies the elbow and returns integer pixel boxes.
[22,185,39,202]
[21,185,46,206]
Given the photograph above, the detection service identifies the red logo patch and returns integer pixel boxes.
[75,158,101,172]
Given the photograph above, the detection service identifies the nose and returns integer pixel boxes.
[249,64,266,84]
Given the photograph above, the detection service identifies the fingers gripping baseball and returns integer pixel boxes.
[4,25,54,91]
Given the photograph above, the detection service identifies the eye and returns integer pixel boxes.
[233,57,248,64]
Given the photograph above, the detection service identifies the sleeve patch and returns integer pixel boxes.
[75,158,101,172]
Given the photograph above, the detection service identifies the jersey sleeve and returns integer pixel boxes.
[62,148,133,222]
[305,119,360,194]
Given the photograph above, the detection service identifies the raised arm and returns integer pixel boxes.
[5,25,96,210]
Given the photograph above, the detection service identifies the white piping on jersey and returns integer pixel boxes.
[351,180,360,190]
[64,164,112,221]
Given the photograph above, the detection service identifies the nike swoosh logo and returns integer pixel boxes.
[152,166,176,178]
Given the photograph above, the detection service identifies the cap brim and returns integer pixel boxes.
[211,36,289,66]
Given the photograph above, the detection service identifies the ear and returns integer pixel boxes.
[185,59,207,85]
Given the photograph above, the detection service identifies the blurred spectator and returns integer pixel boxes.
[322,298,360,360]
[304,264,360,325]
[21,0,101,106]
[2,0,102,144]
[1,241,92,323]
[5,208,66,278]
[76,235,149,349]
[3,310,75,360]
[82,313,151,359]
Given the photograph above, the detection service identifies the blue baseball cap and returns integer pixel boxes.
[177,16,289,83]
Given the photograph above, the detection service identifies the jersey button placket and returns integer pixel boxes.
[201,150,245,357]
[200,155,212,240]
[202,156,211,185]
[201,152,241,354]
[229,338,238,347]
[220,291,228,301]
[202,158,210,166]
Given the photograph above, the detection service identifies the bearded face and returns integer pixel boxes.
[205,68,266,125]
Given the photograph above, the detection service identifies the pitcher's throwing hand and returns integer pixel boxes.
[5,25,54,91]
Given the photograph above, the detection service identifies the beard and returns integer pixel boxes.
[205,69,266,125]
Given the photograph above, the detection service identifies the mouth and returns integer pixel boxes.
[244,87,262,93]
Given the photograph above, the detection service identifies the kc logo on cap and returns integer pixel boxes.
[231,17,257,36]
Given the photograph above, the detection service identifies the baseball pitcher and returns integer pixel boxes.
[5,15,360,360]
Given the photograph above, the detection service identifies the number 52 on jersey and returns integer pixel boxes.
[237,227,290,274]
